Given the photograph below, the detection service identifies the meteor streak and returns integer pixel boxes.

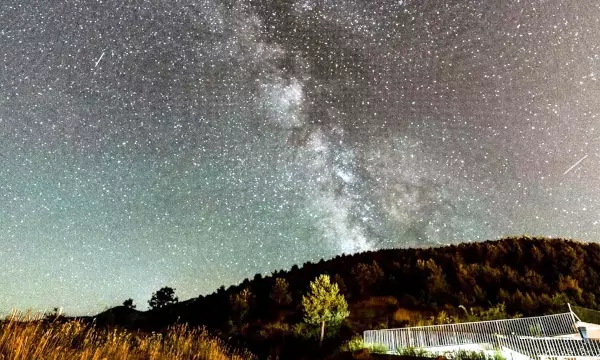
[94,51,105,68]
[563,155,588,175]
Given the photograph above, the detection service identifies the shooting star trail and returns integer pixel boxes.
[563,154,588,175]
[94,51,105,68]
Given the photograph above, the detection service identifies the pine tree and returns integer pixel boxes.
[301,274,350,345]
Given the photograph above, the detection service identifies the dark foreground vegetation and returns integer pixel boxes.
[4,236,600,359]
[0,312,254,360]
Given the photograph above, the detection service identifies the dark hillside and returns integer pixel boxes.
[94,237,600,359]
[175,237,597,326]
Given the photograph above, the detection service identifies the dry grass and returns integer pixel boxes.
[0,311,254,360]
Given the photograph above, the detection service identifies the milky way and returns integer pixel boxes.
[1,0,599,315]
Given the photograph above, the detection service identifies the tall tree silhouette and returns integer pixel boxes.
[123,298,136,309]
[148,287,178,310]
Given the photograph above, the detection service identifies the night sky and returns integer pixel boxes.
[1,0,599,315]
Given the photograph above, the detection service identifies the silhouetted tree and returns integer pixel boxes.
[148,287,179,310]
[43,307,64,322]
[123,298,136,309]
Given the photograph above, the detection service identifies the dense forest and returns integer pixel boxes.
[87,236,600,359]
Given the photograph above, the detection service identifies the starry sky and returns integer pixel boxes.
[0,0,599,315]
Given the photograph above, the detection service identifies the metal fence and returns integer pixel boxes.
[363,311,600,359]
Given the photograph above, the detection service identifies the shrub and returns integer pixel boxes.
[340,335,366,352]
[446,350,505,360]
[340,335,388,354]
[370,343,389,354]
[396,346,433,357]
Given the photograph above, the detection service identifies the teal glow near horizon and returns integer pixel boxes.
[1,0,599,316]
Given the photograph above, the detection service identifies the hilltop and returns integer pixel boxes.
[85,236,600,359]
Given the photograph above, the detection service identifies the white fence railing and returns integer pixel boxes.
[363,312,600,359]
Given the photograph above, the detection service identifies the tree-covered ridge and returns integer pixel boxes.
[194,237,594,322]
[95,237,600,359]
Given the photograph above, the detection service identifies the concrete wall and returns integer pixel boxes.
[576,321,600,339]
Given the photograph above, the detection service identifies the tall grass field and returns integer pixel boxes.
[0,311,254,360]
